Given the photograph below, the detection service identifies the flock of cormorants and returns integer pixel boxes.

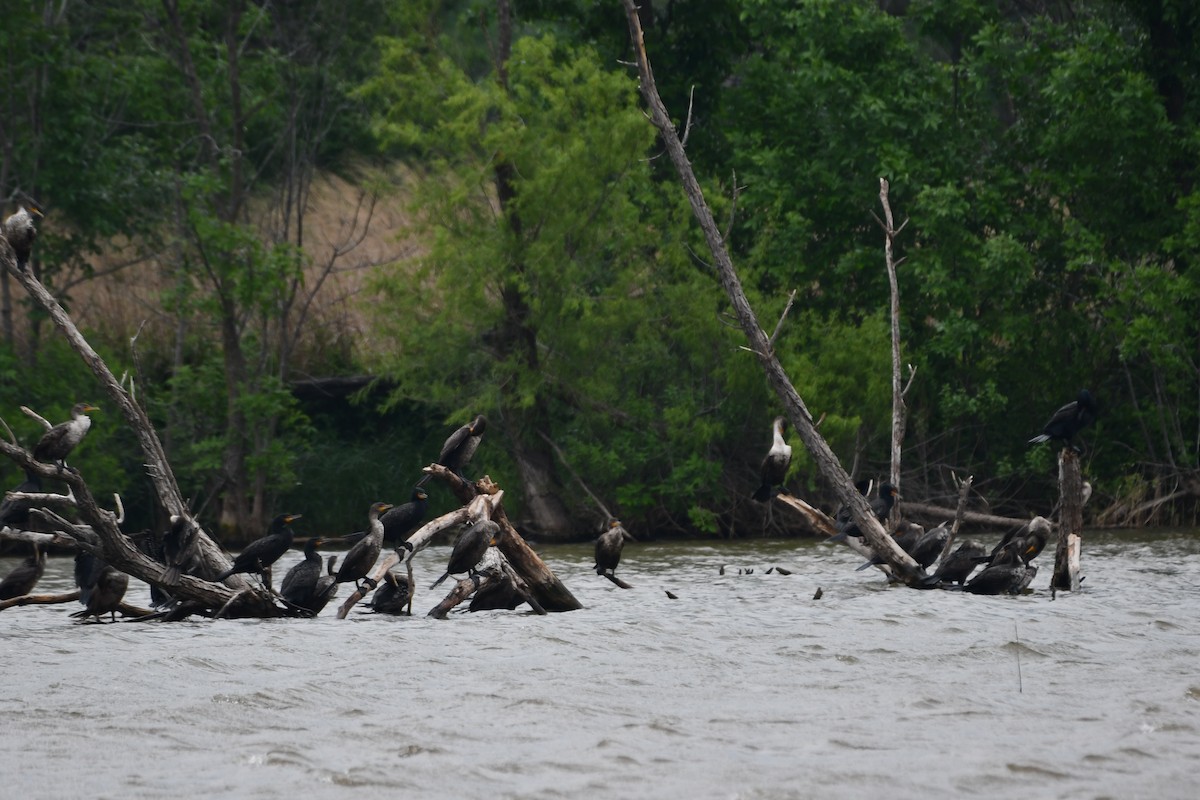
[2,388,1097,617]
[0,410,493,619]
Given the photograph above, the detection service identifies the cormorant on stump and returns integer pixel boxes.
[33,403,99,469]
[212,513,302,589]
[2,203,43,270]
[336,502,393,591]
[420,414,487,486]
[0,543,46,599]
[430,519,499,589]
[753,416,792,502]
[1029,390,1097,450]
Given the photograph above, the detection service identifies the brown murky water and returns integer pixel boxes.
[2,529,1198,799]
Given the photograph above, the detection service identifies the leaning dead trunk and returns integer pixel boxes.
[621,2,919,581]
[1,240,278,618]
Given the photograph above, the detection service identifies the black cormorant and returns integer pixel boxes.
[909,523,951,570]
[281,537,330,612]
[370,568,412,615]
[753,416,792,502]
[342,488,429,548]
[336,502,393,590]
[594,518,636,577]
[0,544,46,599]
[73,550,129,621]
[830,483,900,542]
[0,468,42,530]
[928,539,987,586]
[983,516,1052,566]
[33,403,99,468]
[2,204,43,270]
[1029,390,1097,449]
[420,414,487,485]
[212,513,302,586]
[430,519,499,589]
[855,521,924,571]
[160,514,199,586]
[963,547,1037,595]
[309,555,340,614]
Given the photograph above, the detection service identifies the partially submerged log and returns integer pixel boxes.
[900,501,1029,530]
[1052,449,1084,591]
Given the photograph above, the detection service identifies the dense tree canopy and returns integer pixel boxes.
[5,0,1200,542]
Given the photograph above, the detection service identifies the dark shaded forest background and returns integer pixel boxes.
[3,0,1199,544]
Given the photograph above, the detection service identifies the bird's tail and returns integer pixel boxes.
[213,567,235,583]
[161,565,181,586]
[826,532,848,544]
[1028,434,1050,444]
[429,572,449,590]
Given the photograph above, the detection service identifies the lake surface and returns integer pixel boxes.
[2,529,1198,799]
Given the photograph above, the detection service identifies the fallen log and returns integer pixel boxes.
[900,501,1029,529]
[428,568,501,619]
[0,589,81,612]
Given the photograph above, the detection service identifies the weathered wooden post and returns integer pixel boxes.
[1052,449,1084,591]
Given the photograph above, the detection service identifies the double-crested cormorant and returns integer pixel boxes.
[0,544,46,599]
[420,414,487,485]
[342,488,429,549]
[281,537,330,612]
[964,547,1037,595]
[310,555,340,614]
[430,519,499,589]
[830,482,900,542]
[0,468,42,530]
[983,516,1052,566]
[1029,390,1097,449]
[856,521,945,572]
[928,539,987,586]
[212,513,302,586]
[160,514,200,586]
[370,568,413,615]
[336,502,393,590]
[33,403,99,468]
[753,416,792,502]
[594,518,636,577]
[3,204,43,270]
[72,550,129,621]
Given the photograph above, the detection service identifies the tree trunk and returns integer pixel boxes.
[621,2,920,581]
[1052,449,1084,591]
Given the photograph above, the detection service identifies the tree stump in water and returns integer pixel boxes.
[1052,449,1084,591]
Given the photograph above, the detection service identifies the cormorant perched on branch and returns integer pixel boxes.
[963,547,1037,595]
[2,204,43,270]
[420,414,487,486]
[336,502,393,590]
[282,537,330,612]
[0,469,42,530]
[0,544,46,599]
[72,551,129,621]
[160,514,199,586]
[430,519,499,589]
[829,483,900,542]
[753,416,792,502]
[341,488,428,549]
[1029,390,1097,449]
[594,518,636,579]
[33,403,99,469]
[213,513,302,586]
[981,517,1052,567]
[927,539,987,586]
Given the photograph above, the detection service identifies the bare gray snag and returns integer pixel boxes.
[621,0,919,581]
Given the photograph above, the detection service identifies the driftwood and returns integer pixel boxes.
[0,587,152,619]
[1,238,282,618]
[1052,449,1084,591]
[621,1,920,583]
[773,494,897,580]
[421,465,582,611]
[428,568,500,619]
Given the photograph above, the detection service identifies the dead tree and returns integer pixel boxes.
[1052,449,1084,591]
[621,1,920,582]
[1,233,282,619]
